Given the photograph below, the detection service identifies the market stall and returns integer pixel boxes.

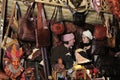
[0,0,120,80]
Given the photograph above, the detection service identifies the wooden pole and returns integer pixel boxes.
[41,47,50,80]
[0,0,7,70]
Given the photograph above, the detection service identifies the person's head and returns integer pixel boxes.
[82,30,93,44]
[6,44,23,69]
[11,58,20,69]
[57,58,63,64]
[62,33,75,48]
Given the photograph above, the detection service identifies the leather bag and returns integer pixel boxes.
[18,2,36,42]
[73,12,86,27]
[94,25,107,40]
[1,3,18,50]
[1,36,18,50]
[50,6,65,35]
[36,2,50,47]
[94,13,107,40]
[51,22,65,35]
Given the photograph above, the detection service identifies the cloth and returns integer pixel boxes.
[82,30,93,40]
[78,42,93,61]
[62,33,75,42]
[75,50,90,64]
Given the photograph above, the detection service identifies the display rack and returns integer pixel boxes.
[2,0,111,21]
[35,0,110,13]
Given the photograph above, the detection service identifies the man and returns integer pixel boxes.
[51,33,75,69]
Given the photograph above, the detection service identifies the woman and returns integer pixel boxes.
[78,30,93,61]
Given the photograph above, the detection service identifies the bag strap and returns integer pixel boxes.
[49,6,57,24]
[57,6,63,22]
[16,2,22,20]
[52,6,63,22]
[24,2,35,18]
[3,1,17,46]
[36,3,50,47]
[12,2,21,31]
[5,1,17,37]
[37,2,43,30]
[41,4,48,29]
[49,6,63,25]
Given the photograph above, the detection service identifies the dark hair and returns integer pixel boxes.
[62,41,69,44]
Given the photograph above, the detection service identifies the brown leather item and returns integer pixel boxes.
[36,3,50,47]
[65,21,77,32]
[51,22,64,35]
[94,25,107,40]
[50,6,65,35]
[18,2,36,42]
[1,2,19,50]
[37,29,50,47]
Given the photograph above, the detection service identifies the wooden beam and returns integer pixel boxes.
[35,0,67,7]
[35,0,110,13]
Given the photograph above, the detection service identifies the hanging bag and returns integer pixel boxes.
[1,2,18,50]
[36,2,50,47]
[50,6,65,35]
[93,13,107,40]
[94,25,107,40]
[10,2,21,32]
[18,2,36,42]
